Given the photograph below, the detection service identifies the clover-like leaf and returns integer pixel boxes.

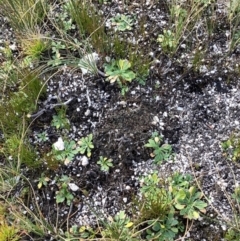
[118,59,131,71]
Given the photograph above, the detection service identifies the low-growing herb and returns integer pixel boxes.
[173,186,207,220]
[101,211,134,241]
[146,211,182,241]
[110,14,134,31]
[37,173,50,189]
[51,107,69,130]
[37,131,48,142]
[97,156,113,172]
[104,59,136,95]
[56,175,74,206]
[52,139,80,164]
[78,134,94,157]
[157,29,178,54]
[145,132,173,164]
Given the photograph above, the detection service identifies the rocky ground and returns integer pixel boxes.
[1,0,240,240]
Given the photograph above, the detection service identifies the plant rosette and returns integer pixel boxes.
[52,139,81,165]
[104,59,136,84]
[78,134,94,157]
[97,156,113,172]
[110,14,134,31]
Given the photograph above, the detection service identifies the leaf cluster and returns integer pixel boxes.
[52,140,79,163]
[146,211,183,241]
[55,175,74,206]
[104,59,136,95]
[97,156,113,172]
[110,14,134,31]
[102,211,136,241]
[138,172,208,239]
[51,107,70,130]
[144,132,173,164]
[174,186,207,220]
[78,134,94,157]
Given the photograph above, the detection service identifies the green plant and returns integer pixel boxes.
[2,133,39,168]
[161,0,212,55]
[47,41,66,67]
[56,175,74,206]
[78,226,98,239]
[56,5,76,33]
[146,211,182,241]
[168,172,193,189]
[104,59,136,95]
[0,0,47,33]
[140,172,162,199]
[78,134,94,157]
[10,71,46,115]
[37,131,48,142]
[168,173,208,220]
[232,186,240,203]
[78,52,99,75]
[101,211,134,241]
[225,228,240,241]
[144,132,173,165]
[139,173,173,221]
[52,139,80,164]
[110,14,134,31]
[222,134,240,162]
[37,173,50,189]
[68,0,110,53]
[51,107,70,130]
[173,186,207,220]
[97,156,113,172]
[157,30,178,54]
[21,31,50,61]
[0,223,20,241]
[227,0,240,52]
[138,171,207,240]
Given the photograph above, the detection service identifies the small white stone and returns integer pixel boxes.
[199,65,208,73]
[163,112,167,117]
[153,116,159,122]
[53,137,65,151]
[85,109,91,116]
[68,183,79,191]
[123,197,127,203]
[152,115,159,125]
[81,156,89,166]
[9,43,17,51]
[177,107,184,111]
[221,224,227,231]
[118,101,127,107]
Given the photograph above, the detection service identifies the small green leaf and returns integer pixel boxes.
[152,222,160,232]
[192,211,200,219]
[56,195,65,203]
[118,59,131,70]
[125,222,133,228]
[175,203,185,210]
[194,200,208,210]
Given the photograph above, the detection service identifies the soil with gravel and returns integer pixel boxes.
[1,0,240,240]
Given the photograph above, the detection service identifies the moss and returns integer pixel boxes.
[10,70,46,114]
[2,133,40,168]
